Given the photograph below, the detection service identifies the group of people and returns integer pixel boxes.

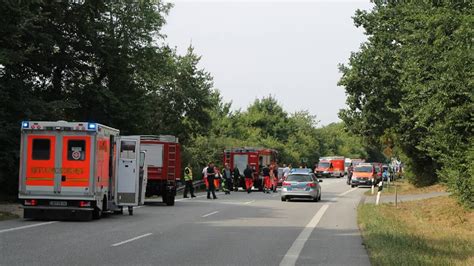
[182,162,293,199]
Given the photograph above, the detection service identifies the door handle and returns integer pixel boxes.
[61,176,66,182]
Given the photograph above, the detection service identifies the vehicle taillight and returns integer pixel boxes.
[282,181,291,186]
[24,199,37,206]
[307,183,316,188]
[79,201,91,207]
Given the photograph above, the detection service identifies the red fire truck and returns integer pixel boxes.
[139,135,181,206]
[18,121,147,220]
[223,147,277,191]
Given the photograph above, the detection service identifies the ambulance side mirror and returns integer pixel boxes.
[139,151,146,168]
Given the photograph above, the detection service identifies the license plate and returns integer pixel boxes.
[49,201,67,207]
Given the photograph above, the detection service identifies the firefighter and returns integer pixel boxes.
[244,165,254,193]
[214,166,221,191]
[222,163,232,195]
[262,164,271,193]
[232,167,241,191]
[183,164,196,198]
[272,163,279,192]
[207,162,218,199]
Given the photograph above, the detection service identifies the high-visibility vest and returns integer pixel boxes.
[184,167,193,181]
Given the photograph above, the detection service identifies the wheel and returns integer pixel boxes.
[313,197,318,202]
[92,207,102,219]
[128,206,133,216]
[165,195,175,206]
[351,185,355,188]
[318,194,321,201]
[281,196,286,202]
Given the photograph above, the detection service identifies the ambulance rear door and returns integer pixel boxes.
[116,136,141,206]
[20,133,57,196]
[59,133,93,196]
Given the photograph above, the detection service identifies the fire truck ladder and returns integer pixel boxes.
[167,144,177,180]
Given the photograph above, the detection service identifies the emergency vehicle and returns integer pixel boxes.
[315,156,345,178]
[18,121,146,220]
[223,147,277,191]
[138,135,181,206]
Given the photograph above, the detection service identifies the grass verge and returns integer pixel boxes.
[0,211,19,221]
[358,196,474,265]
[364,179,445,196]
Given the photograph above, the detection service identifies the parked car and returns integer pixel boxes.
[281,173,322,202]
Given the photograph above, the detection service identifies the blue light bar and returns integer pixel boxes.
[87,123,97,130]
[22,121,29,128]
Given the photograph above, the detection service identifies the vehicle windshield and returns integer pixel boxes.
[354,166,373,173]
[286,174,313,182]
[345,162,351,167]
[374,166,381,172]
[318,162,330,168]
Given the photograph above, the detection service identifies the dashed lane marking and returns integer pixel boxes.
[0,221,57,234]
[111,233,153,247]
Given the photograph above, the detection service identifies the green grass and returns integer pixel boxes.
[364,179,445,196]
[358,196,474,265]
[0,211,19,221]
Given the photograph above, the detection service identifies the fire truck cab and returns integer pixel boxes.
[18,121,146,220]
[223,147,277,191]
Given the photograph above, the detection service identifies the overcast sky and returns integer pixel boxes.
[163,0,373,126]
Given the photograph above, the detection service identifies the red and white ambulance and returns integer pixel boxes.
[18,121,146,220]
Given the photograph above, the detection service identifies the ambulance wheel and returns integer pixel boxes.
[128,206,133,216]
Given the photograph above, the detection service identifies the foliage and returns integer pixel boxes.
[0,0,213,195]
[339,1,473,206]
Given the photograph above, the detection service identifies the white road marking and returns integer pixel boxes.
[280,204,329,266]
[338,187,358,197]
[111,233,153,247]
[134,206,144,209]
[244,200,255,204]
[0,221,57,234]
[201,211,219,218]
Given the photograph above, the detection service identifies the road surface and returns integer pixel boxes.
[0,178,370,266]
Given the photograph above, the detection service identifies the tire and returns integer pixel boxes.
[128,206,133,216]
[351,185,355,188]
[165,195,175,206]
[318,194,322,201]
[92,207,102,220]
[281,197,286,202]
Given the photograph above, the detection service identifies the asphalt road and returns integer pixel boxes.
[0,178,370,266]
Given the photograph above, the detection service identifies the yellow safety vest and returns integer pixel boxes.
[184,167,193,181]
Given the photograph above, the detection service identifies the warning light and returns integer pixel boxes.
[87,123,97,130]
[22,121,29,128]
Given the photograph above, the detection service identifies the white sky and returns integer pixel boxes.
[163,0,373,126]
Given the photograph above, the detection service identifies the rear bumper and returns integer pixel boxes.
[23,206,93,220]
[281,189,318,198]
[351,179,374,186]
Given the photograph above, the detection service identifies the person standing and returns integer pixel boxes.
[262,164,271,193]
[272,163,279,192]
[244,165,254,193]
[202,164,209,191]
[183,164,196,198]
[214,166,221,191]
[283,164,290,181]
[206,162,218,199]
[347,163,354,185]
[222,163,232,195]
[232,167,241,191]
